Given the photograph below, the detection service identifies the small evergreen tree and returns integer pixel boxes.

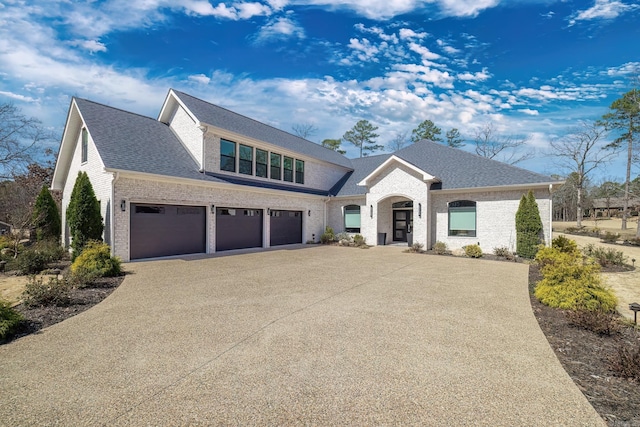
[515,190,543,258]
[66,172,103,258]
[32,186,61,242]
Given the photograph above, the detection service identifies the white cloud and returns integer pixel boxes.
[569,0,639,25]
[520,108,539,115]
[188,74,211,85]
[70,39,108,53]
[437,0,500,18]
[236,2,273,19]
[255,16,305,42]
[408,42,440,61]
[0,91,38,102]
[457,68,491,82]
[347,38,380,62]
[398,28,428,40]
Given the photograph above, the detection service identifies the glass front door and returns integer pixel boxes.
[393,210,413,242]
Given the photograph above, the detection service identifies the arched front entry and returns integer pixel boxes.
[376,196,414,245]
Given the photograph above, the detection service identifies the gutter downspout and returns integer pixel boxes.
[548,183,553,246]
[199,125,208,173]
[324,196,332,239]
[111,171,120,257]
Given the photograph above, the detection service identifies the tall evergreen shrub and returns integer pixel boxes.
[66,172,103,259]
[516,190,543,258]
[32,186,61,242]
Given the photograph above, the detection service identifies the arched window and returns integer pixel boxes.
[448,200,476,237]
[344,205,361,233]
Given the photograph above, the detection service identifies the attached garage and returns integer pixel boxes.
[130,203,206,260]
[216,207,263,251]
[270,210,303,246]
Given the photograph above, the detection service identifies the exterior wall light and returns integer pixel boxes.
[120,200,126,212]
[267,208,271,215]
[418,203,422,218]
[308,210,311,216]
[210,205,215,214]
[370,205,373,218]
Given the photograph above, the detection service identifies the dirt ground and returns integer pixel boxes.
[555,232,640,321]
[0,274,29,306]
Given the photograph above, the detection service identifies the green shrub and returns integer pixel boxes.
[66,172,104,259]
[22,276,71,307]
[515,191,543,259]
[33,239,66,263]
[601,231,621,243]
[335,232,351,242]
[320,226,335,244]
[610,340,640,381]
[67,267,100,289]
[552,235,580,254]
[32,186,61,243]
[463,244,483,258]
[534,246,618,312]
[15,250,49,275]
[0,299,23,341]
[71,240,121,278]
[353,234,366,247]
[433,241,448,255]
[624,237,640,246]
[583,244,627,267]
[565,309,621,335]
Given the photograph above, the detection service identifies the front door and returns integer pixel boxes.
[393,210,413,242]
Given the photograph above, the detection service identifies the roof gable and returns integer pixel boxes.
[169,89,353,169]
[357,155,438,187]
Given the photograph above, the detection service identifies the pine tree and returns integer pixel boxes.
[32,185,61,242]
[411,119,442,143]
[66,171,103,258]
[342,120,382,158]
[515,190,543,258]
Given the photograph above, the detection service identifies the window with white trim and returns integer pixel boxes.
[344,205,361,233]
[448,200,476,237]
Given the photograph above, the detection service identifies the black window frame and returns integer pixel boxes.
[295,159,304,184]
[256,149,268,178]
[239,144,253,175]
[81,128,88,163]
[344,205,361,233]
[220,139,236,172]
[283,156,294,182]
[270,153,281,180]
[448,200,477,237]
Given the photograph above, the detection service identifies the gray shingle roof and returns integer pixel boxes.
[332,141,557,196]
[75,98,225,183]
[171,90,353,169]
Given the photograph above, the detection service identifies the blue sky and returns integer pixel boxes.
[1,0,639,182]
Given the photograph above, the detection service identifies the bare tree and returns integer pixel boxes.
[473,122,534,165]
[291,123,318,140]
[549,121,617,228]
[387,131,409,152]
[0,103,52,179]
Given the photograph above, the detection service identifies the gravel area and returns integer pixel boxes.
[0,246,604,426]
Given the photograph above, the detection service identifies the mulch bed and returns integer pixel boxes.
[8,275,124,341]
[529,265,640,426]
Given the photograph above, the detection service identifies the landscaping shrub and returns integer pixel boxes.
[335,232,351,242]
[600,231,621,243]
[565,309,621,336]
[408,242,424,253]
[22,276,71,307]
[14,249,49,275]
[583,244,627,267]
[66,171,104,259]
[353,234,366,247]
[320,226,335,244]
[433,241,448,255]
[33,239,66,264]
[551,235,580,254]
[534,246,618,312]
[0,299,23,341]
[493,246,514,260]
[515,190,543,259]
[463,244,483,258]
[32,186,61,243]
[624,237,640,247]
[610,339,640,381]
[71,240,121,278]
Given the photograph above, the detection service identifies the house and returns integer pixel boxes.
[590,197,640,218]
[52,89,558,261]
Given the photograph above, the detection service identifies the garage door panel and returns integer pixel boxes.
[270,210,302,246]
[216,208,263,251]
[130,204,205,260]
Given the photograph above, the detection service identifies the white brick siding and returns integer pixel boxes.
[60,127,114,249]
[169,105,203,169]
[327,196,366,235]
[113,176,327,261]
[430,188,552,252]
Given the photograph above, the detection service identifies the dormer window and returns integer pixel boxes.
[81,128,88,163]
[220,139,236,172]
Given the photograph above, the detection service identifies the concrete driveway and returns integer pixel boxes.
[0,246,603,426]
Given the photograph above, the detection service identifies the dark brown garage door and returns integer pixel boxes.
[270,210,302,246]
[216,208,263,251]
[130,204,206,260]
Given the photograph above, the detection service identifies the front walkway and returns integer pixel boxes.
[0,246,603,425]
